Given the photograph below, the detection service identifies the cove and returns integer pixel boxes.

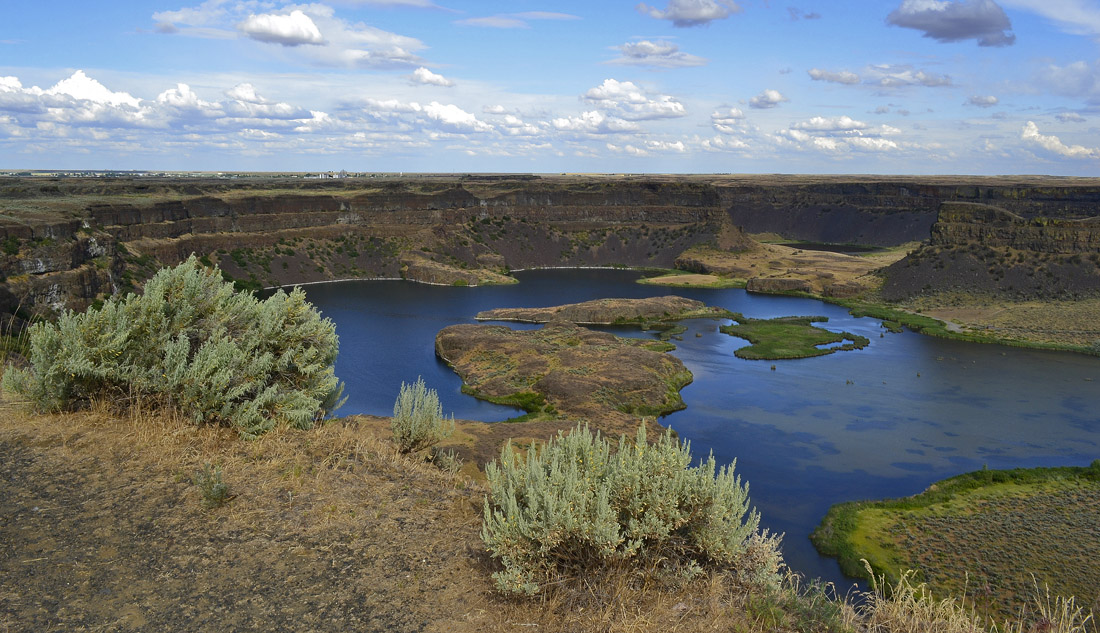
[292,268,1100,589]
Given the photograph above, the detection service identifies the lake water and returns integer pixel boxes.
[293,269,1100,589]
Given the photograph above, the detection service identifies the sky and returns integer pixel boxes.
[1,0,1099,175]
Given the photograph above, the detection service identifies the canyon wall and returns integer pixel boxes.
[3,175,1099,324]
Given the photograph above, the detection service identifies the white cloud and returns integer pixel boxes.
[482,104,507,114]
[1021,121,1097,158]
[608,40,707,68]
[636,0,742,26]
[965,95,999,107]
[238,10,324,46]
[867,64,953,87]
[154,3,426,69]
[776,115,901,154]
[1057,112,1086,123]
[710,107,746,133]
[887,0,1015,47]
[423,102,492,132]
[702,134,750,151]
[792,115,868,131]
[47,70,141,108]
[808,68,861,85]
[550,110,640,134]
[749,89,788,109]
[497,114,541,136]
[607,139,687,155]
[583,79,686,120]
[409,67,455,87]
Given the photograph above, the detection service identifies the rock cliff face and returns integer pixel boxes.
[882,202,1100,300]
[2,175,1099,325]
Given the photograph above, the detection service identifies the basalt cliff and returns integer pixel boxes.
[3,174,1099,335]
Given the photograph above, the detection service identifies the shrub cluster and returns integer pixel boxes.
[481,423,766,595]
[1,255,344,438]
[391,377,455,453]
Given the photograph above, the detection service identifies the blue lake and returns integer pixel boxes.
[293,268,1100,588]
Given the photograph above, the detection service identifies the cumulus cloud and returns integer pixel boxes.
[887,0,1015,46]
[749,89,788,109]
[702,134,750,151]
[583,79,687,120]
[1057,112,1086,123]
[409,67,454,87]
[867,64,952,87]
[550,110,640,134]
[1021,121,1097,158]
[965,95,998,107]
[636,0,742,27]
[608,40,707,68]
[808,68,860,85]
[497,114,541,136]
[47,70,142,108]
[606,139,687,155]
[456,11,579,28]
[423,102,492,132]
[776,115,901,154]
[792,115,868,131]
[239,10,324,46]
[710,107,746,133]
[155,3,426,69]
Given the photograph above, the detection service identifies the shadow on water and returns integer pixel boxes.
[291,268,1100,589]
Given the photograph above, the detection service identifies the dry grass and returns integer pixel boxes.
[855,563,1096,633]
[1,390,1094,632]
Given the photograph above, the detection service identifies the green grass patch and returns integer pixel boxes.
[812,461,1100,618]
[720,315,870,360]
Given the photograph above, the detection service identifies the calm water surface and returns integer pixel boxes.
[295,269,1100,588]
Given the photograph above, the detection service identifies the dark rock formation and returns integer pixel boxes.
[882,202,1100,300]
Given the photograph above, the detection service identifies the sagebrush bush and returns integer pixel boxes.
[1,255,344,438]
[481,423,767,595]
[391,377,454,453]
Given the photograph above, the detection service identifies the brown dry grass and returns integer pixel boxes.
[651,242,912,294]
[0,395,827,632]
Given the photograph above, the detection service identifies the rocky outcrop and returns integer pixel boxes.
[882,202,1100,300]
[746,278,813,294]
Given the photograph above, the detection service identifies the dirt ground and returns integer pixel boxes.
[0,402,501,632]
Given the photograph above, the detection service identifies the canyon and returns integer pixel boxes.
[2,173,1099,349]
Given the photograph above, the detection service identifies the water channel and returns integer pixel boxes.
[293,268,1100,588]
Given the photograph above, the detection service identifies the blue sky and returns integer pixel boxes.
[2,0,1099,174]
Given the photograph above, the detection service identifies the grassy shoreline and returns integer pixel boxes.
[811,462,1100,619]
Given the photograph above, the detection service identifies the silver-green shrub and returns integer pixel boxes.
[1,255,344,438]
[481,424,764,595]
[391,377,455,453]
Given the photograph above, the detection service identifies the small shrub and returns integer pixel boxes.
[194,463,230,509]
[429,445,463,475]
[481,423,764,595]
[391,377,454,453]
[1,255,345,438]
